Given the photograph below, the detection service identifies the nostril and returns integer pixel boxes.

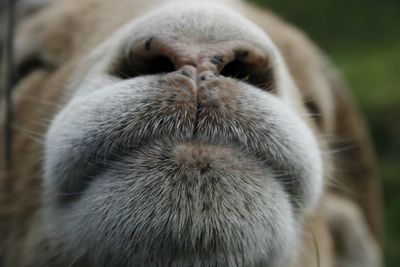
[110,36,275,92]
[114,53,176,79]
[220,60,252,81]
[111,36,181,79]
[220,58,275,92]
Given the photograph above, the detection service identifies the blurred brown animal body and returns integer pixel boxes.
[0,0,381,266]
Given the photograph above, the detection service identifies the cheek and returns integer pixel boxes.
[13,70,54,119]
[9,70,61,163]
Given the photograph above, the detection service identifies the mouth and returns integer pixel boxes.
[45,71,322,210]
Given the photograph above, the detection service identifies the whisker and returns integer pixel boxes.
[11,124,45,144]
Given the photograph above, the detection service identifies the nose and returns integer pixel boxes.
[116,36,274,90]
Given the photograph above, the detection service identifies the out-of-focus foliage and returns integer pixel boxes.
[248,0,400,266]
[250,0,400,50]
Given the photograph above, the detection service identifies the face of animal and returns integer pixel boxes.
[0,0,382,266]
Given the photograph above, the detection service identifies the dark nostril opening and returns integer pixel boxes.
[111,37,275,92]
[220,59,275,92]
[111,36,180,79]
[220,60,251,80]
[114,54,176,79]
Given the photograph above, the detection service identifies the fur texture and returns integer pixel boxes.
[0,0,381,266]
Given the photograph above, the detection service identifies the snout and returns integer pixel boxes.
[43,2,323,266]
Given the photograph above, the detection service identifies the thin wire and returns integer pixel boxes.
[2,0,16,192]
[295,199,321,267]
[304,213,321,267]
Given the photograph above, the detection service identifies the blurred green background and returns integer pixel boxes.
[249,0,400,265]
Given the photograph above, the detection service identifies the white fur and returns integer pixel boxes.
[43,1,323,266]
